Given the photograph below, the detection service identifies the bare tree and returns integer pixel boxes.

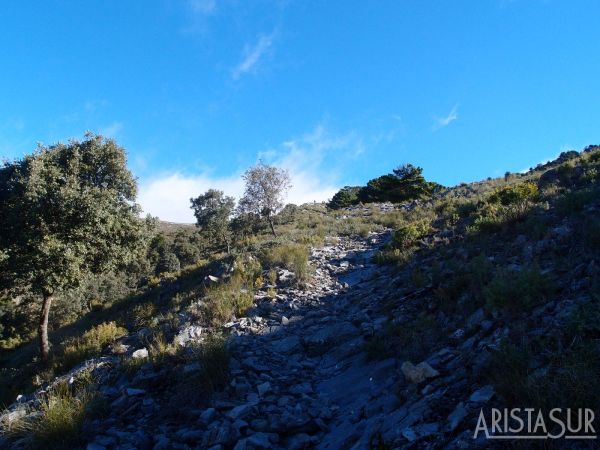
[238,162,291,237]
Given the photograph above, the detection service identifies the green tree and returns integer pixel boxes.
[156,251,181,274]
[190,189,235,253]
[328,186,361,209]
[238,162,291,237]
[172,229,204,266]
[359,164,438,203]
[0,134,152,361]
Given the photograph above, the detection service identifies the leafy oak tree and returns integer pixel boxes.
[190,189,235,253]
[0,134,153,361]
[238,162,291,237]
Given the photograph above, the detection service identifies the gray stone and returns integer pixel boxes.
[289,382,313,395]
[401,427,418,442]
[246,432,273,449]
[86,443,107,450]
[401,361,440,384]
[228,404,253,420]
[257,381,272,396]
[153,434,171,450]
[131,348,148,359]
[467,308,485,328]
[200,407,217,424]
[176,428,204,443]
[469,385,495,403]
[271,336,301,354]
[287,433,316,450]
[202,421,237,447]
[414,422,439,438]
[126,387,146,396]
[447,402,467,431]
[176,325,203,346]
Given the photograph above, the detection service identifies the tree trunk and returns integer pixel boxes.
[268,216,277,237]
[38,293,53,362]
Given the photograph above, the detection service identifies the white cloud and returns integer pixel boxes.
[137,125,361,222]
[232,32,275,80]
[139,173,244,223]
[188,0,216,14]
[433,104,459,130]
[99,121,123,138]
[272,126,353,204]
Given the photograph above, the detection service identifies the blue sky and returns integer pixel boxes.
[2,1,600,222]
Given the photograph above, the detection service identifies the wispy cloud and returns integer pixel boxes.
[232,32,276,80]
[99,121,123,138]
[433,104,459,130]
[138,173,244,223]
[137,124,362,222]
[188,0,216,15]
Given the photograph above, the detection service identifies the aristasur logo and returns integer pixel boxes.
[474,408,597,440]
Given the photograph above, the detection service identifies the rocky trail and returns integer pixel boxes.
[3,231,500,449]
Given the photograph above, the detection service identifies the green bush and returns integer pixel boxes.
[567,296,600,341]
[489,338,600,412]
[203,282,254,325]
[374,248,414,267]
[554,188,597,215]
[57,322,126,371]
[489,181,539,206]
[433,255,494,315]
[156,251,181,275]
[263,243,311,283]
[189,335,230,393]
[469,203,502,233]
[484,267,554,312]
[12,382,95,449]
[391,221,430,249]
[583,218,600,251]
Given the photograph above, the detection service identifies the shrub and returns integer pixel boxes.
[203,283,254,325]
[484,267,554,313]
[374,248,414,267]
[130,302,158,329]
[264,243,311,283]
[146,332,178,364]
[457,201,478,218]
[394,314,446,361]
[433,255,493,315]
[189,335,230,393]
[468,203,502,234]
[489,182,539,206]
[554,188,597,216]
[156,251,181,275]
[487,339,532,406]
[583,218,600,251]
[489,338,600,412]
[567,296,600,342]
[58,322,126,371]
[14,382,95,449]
[391,221,430,249]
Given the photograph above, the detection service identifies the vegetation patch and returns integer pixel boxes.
[56,321,126,373]
[263,243,312,283]
[8,381,98,450]
[484,267,555,313]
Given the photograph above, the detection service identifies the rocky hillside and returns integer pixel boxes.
[1,146,600,449]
